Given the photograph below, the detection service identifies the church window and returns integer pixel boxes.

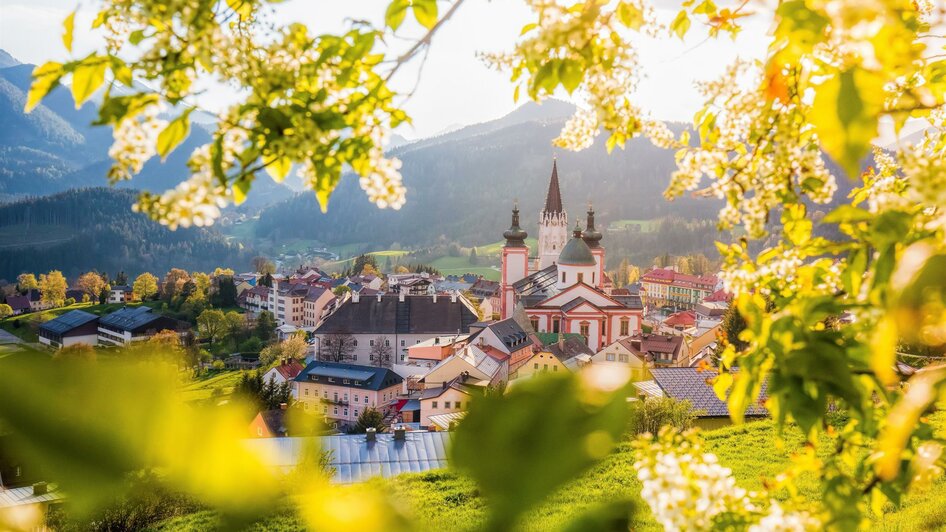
[530,317,539,331]
[552,318,560,333]
[620,318,630,336]
[577,273,584,283]
[579,322,590,340]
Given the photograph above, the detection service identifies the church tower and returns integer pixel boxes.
[538,159,568,270]
[500,202,529,320]
[582,203,605,289]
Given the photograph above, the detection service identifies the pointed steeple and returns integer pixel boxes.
[543,159,563,215]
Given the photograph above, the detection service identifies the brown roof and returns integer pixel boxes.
[273,360,304,380]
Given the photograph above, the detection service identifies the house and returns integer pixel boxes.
[249,406,290,438]
[419,374,479,428]
[639,367,768,429]
[107,285,133,303]
[662,310,697,331]
[349,274,383,291]
[263,359,305,385]
[239,285,271,314]
[225,352,261,370]
[498,163,644,352]
[4,295,31,315]
[466,319,535,372]
[301,286,336,328]
[243,429,451,483]
[421,343,509,389]
[640,268,718,310]
[427,411,466,431]
[695,301,728,320]
[313,292,478,365]
[541,333,596,370]
[294,361,404,428]
[406,334,471,368]
[469,278,500,299]
[513,351,568,379]
[38,310,99,349]
[97,306,187,346]
[592,336,651,381]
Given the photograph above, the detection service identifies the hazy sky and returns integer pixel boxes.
[0,0,771,138]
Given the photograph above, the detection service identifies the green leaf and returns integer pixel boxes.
[264,156,292,183]
[411,0,438,30]
[811,68,882,179]
[452,373,630,530]
[156,110,192,160]
[25,62,63,113]
[558,59,583,94]
[71,57,108,109]
[93,93,159,126]
[385,0,409,31]
[670,10,691,39]
[63,10,76,53]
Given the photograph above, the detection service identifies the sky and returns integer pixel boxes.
[0,0,773,138]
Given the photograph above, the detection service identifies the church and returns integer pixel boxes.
[499,160,643,352]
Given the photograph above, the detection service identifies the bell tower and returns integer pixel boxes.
[538,159,568,270]
[500,202,529,320]
[582,203,605,289]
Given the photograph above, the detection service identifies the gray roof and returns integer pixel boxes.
[649,367,768,418]
[39,310,98,335]
[242,432,451,483]
[315,295,477,335]
[557,229,596,266]
[474,318,533,352]
[99,306,183,333]
[295,361,403,391]
[0,484,64,508]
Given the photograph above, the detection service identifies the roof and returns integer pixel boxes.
[5,295,30,311]
[543,159,563,214]
[295,361,404,391]
[557,228,596,266]
[649,367,768,418]
[258,409,289,437]
[0,483,64,509]
[641,268,717,289]
[633,380,665,398]
[98,306,168,332]
[664,311,697,327]
[703,289,732,303]
[271,360,304,380]
[469,279,500,297]
[546,336,595,362]
[110,285,132,292]
[243,431,451,483]
[315,295,478,335]
[482,318,533,352]
[39,310,98,335]
[428,412,466,431]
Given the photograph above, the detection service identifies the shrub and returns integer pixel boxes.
[64,297,76,306]
[627,397,698,436]
[211,359,225,370]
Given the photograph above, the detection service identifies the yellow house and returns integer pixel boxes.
[591,337,651,381]
[513,351,568,379]
[419,377,477,428]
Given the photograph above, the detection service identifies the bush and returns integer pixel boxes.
[627,397,698,436]
[211,359,225,370]
[64,297,76,306]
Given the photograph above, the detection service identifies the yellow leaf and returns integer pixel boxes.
[63,10,76,53]
[71,58,108,109]
[265,156,292,183]
[25,62,63,113]
[156,112,191,160]
[712,371,733,401]
[811,68,883,179]
[870,317,898,386]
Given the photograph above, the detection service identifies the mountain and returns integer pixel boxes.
[0,188,253,280]
[253,101,722,249]
[0,50,292,208]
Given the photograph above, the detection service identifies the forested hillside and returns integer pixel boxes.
[0,188,251,279]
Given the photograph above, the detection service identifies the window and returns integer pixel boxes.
[304,402,308,410]
[606,353,616,361]
[305,388,309,396]
[577,272,584,283]
[534,363,539,369]
[553,366,558,371]
[432,401,438,409]
[370,339,375,346]
[333,407,338,415]
[354,410,358,417]
[619,354,629,363]
[552,317,560,333]
[620,318,630,337]
[344,409,348,416]
[444,401,451,409]
[580,322,590,339]
[324,391,328,398]
[258,427,263,436]
[353,339,358,346]
[401,339,405,346]
[530,317,539,331]
[333,392,338,402]
[401,353,406,362]
[343,379,350,384]
[543,364,549,371]
[354,394,359,403]
[365,396,369,404]
[561,272,566,283]
[592,272,595,284]
[455,401,462,409]
[384,339,390,347]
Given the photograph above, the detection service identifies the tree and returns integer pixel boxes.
[627,397,698,436]
[258,273,274,288]
[16,273,38,293]
[319,332,355,363]
[38,270,67,307]
[224,311,245,339]
[353,408,385,434]
[213,267,235,277]
[161,269,191,301]
[212,276,238,307]
[133,272,159,301]
[627,265,640,285]
[252,257,275,275]
[260,334,308,365]
[114,271,128,286]
[714,301,748,357]
[0,304,13,319]
[368,335,393,367]
[333,285,352,298]
[196,310,227,345]
[255,311,277,341]
[235,371,292,411]
[191,272,212,298]
[76,272,107,303]
[469,247,479,266]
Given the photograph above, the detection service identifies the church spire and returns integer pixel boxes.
[582,202,603,248]
[543,159,563,215]
[503,201,528,247]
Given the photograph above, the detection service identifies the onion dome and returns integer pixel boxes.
[503,203,528,247]
[582,203,603,248]
[558,222,596,266]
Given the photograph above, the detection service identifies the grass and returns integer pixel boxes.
[0,301,162,342]
[608,219,658,232]
[474,237,538,256]
[428,256,500,280]
[152,412,946,530]
[180,369,246,403]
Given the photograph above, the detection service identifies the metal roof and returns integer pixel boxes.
[39,310,98,335]
[315,295,478,335]
[428,412,466,430]
[98,306,158,331]
[243,432,451,483]
[0,484,64,508]
[649,367,768,418]
[295,361,403,391]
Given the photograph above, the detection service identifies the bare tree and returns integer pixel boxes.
[368,335,393,368]
[319,331,356,363]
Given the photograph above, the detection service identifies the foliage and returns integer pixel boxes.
[39,269,68,306]
[0,304,12,319]
[627,397,698,436]
[259,334,308,366]
[333,285,352,297]
[234,371,293,411]
[212,276,238,307]
[16,273,38,292]
[353,408,386,434]
[255,310,277,342]
[252,256,276,275]
[75,271,107,302]
[133,272,159,300]
[196,309,227,345]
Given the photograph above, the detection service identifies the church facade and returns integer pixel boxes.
[499,160,644,352]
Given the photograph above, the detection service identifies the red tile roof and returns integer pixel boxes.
[642,268,716,289]
[663,310,697,327]
[273,360,304,380]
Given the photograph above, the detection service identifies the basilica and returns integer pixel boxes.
[500,160,643,352]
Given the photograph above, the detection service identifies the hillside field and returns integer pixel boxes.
[151,413,946,531]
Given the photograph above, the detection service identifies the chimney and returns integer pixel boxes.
[33,482,47,496]
[433,292,438,303]
[442,381,447,389]
[352,292,360,303]
[377,293,382,302]
[558,335,565,350]
[366,427,377,442]
[394,426,406,441]
[451,290,457,303]
[279,402,288,410]
[399,288,405,303]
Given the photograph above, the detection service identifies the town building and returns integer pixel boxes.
[37,310,99,349]
[591,336,652,381]
[313,292,478,365]
[294,361,404,428]
[96,306,186,347]
[262,359,305,385]
[640,268,717,310]
[499,161,644,352]
[4,295,31,315]
[107,285,133,303]
[249,406,289,438]
[419,374,479,428]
